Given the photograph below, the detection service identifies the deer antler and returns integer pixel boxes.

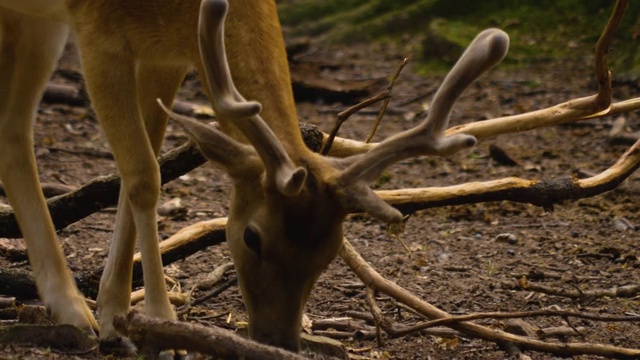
[198,0,306,196]
[198,0,261,119]
[336,28,510,223]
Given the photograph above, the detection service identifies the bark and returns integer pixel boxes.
[113,311,308,360]
[0,324,97,353]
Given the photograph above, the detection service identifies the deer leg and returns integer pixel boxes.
[75,40,179,342]
[96,62,187,345]
[0,9,97,333]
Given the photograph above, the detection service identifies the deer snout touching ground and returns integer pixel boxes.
[166,1,508,352]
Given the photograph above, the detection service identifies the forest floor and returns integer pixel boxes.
[0,27,639,360]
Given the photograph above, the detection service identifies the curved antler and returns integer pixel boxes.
[336,28,510,223]
[198,0,307,196]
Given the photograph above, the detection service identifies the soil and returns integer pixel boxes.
[0,29,639,360]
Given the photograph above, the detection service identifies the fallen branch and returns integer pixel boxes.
[520,279,640,300]
[0,219,227,300]
[0,182,75,199]
[43,82,214,118]
[0,324,97,353]
[391,309,640,339]
[340,238,640,359]
[113,311,308,360]
[0,140,205,239]
[377,138,640,213]
[326,95,640,157]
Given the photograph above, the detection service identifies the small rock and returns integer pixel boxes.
[489,144,519,166]
[158,197,188,217]
[613,217,635,232]
[496,233,518,245]
[507,249,516,256]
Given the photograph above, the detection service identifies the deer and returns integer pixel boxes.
[0,0,509,355]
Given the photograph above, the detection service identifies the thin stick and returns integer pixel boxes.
[521,280,640,300]
[340,238,640,358]
[365,58,409,143]
[320,92,390,155]
[365,288,384,346]
[391,309,640,338]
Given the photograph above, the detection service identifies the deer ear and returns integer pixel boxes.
[338,182,404,224]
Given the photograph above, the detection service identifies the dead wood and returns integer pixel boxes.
[0,297,15,310]
[290,62,384,104]
[113,310,308,360]
[520,279,640,300]
[190,277,237,307]
[0,324,97,353]
[43,83,87,106]
[193,262,235,291]
[311,317,369,332]
[0,268,39,300]
[0,241,27,262]
[389,308,640,337]
[43,82,214,118]
[0,297,17,320]
[608,116,640,145]
[538,326,587,339]
[340,238,640,359]
[0,219,227,301]
[0,140,206,239]
[1,304,99,352]
[377,138,640,213]
[320,91,389,155]
[130,289,187,308]
[365,57,409,143]
[0,182,75,199]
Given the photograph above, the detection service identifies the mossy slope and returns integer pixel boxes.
[279,0,640,74]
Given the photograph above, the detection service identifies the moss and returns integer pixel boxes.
[279,0,640,75]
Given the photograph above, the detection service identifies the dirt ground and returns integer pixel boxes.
[0,27,639,360]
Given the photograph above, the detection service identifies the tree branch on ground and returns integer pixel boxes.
[113,311,308,360]
[519,278,640,300]
[340,238,640,359]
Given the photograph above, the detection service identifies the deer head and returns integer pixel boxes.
[161,0,509,351]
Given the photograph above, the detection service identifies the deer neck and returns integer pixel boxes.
[222,0,309,156]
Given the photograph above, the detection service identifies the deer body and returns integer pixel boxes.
[0,0,509,353]
[0,0,307,351]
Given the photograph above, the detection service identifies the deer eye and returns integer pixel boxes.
[243,227,262,258]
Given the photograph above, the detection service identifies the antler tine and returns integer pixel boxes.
[338,28,509,186]
[157,99,259,175]
[199,0,261,119]
[333,29,509,224]
[199,0,307,196]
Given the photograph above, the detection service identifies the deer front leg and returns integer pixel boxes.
[76,44,175,343]
[0,9,97,334]
[96,63,187,352]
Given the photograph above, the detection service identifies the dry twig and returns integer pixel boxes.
[320,57,408,155]
[340,238,640,359]
[520,279,640,300]
[320,92,390,155]
[365,57,409,143]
